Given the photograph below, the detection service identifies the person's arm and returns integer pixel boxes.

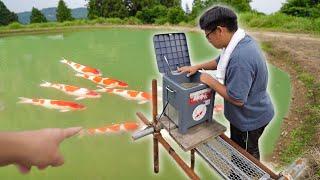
[194,58,219,70]
[177,57,219,76]
[200,73,244,106]
[0,127,82,174]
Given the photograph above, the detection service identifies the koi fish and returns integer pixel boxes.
[18,97,86,112]
[40,81,101,100]
[60,58,102,76]
[75,73,128,89]
[83,122,140,136]
[96,87,151,104]
[213,104,224,113]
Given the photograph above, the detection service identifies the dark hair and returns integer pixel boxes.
[199,6,238,32]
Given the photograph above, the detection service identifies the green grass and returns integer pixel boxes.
[261,42,320,165]
[239,12,320,34]
[1,12,320,35]
[0,18,143,34]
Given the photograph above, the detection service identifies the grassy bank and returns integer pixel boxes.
[262,42,320,178]
[1,12,320,36]
[240,12,320,34]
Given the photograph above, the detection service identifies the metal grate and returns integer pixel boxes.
[196,136,271,180]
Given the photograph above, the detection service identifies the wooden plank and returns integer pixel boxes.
[159,116,227,151]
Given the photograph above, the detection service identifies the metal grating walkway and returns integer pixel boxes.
[196,136,271,180]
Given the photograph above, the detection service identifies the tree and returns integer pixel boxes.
[185,3,191,14]
[0,0,18,26]
[102,0,128,18]
[56,0,74,22]
[205,0,252,12]
[30,7,47,23]
[188,0,251,21]
[159,0,180,8]
[87,0,104,19]
[125,0,158,16]
[281,0,320,18]
[87,0,129,19]
[167,6,185,24]
[188,0,205,20]
[136,5,167,23]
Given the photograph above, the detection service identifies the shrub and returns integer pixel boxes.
[124,17,142,25]
[8,22,23,29]
[167,7,186,24]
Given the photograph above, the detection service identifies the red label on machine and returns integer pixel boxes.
[189,88,212,105]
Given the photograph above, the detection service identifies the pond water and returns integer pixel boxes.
[0,28,291,179]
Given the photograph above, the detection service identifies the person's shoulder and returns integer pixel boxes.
[236,35,259,53]
[230,35,263,66]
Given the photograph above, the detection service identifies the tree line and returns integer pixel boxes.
[0,0,254,26]
[1,0,319,27]
[85,0,253,24]
[0,0,73,25]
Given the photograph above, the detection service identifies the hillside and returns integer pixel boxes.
[17,7,88,24]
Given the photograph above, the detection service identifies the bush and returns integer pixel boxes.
[136,10,153,24]
[124,17,142,25]
[8,22,23,29]
[238,12,320,33]
[61,21,76,26]
[103,18,124,25]
[154,17,168,25]
[136,5,167,24]
[315,18,320,31]
[167,7,186,24]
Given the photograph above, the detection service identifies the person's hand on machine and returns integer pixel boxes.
[177,66,198,77]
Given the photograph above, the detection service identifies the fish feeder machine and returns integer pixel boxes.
[131,33,299,180]
[153,33,215,134]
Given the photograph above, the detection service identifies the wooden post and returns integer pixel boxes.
[152,79,159,173]
[156,134,200,180]
[152,79,158,125]
[191,149,195,170]
[136,112,152,126]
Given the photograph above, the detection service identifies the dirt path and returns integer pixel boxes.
[248,30,320,172]
[250,30,320,80]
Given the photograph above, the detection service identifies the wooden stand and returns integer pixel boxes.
[159,116,226,151]
[136,79,227,180]
[135,79,280,180]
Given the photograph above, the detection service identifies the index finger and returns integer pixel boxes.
[61,127,83,140]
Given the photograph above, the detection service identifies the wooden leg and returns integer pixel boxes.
[191,149,195,170]
[154,133,159,173]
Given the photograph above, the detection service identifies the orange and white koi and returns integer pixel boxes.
[96,87,151,104]
[18,97,86,112]
[60,58,102,76]
[213,104,224,114]
[83,122,140,136]
[75,73,128,89]
[40,81,101,100]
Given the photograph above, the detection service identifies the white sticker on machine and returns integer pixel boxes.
[189,88,212,105]
[192,104,207,121]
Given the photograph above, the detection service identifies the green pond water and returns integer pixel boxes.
[0,28,291,179]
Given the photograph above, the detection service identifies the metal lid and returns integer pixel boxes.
[153,33,191,74]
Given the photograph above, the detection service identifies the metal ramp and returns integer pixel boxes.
[196,136,270,180]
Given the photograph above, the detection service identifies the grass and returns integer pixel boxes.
[262,41,320,178]
[1,12,320,35]
[0,18,142,34]
[239,12,320,34]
